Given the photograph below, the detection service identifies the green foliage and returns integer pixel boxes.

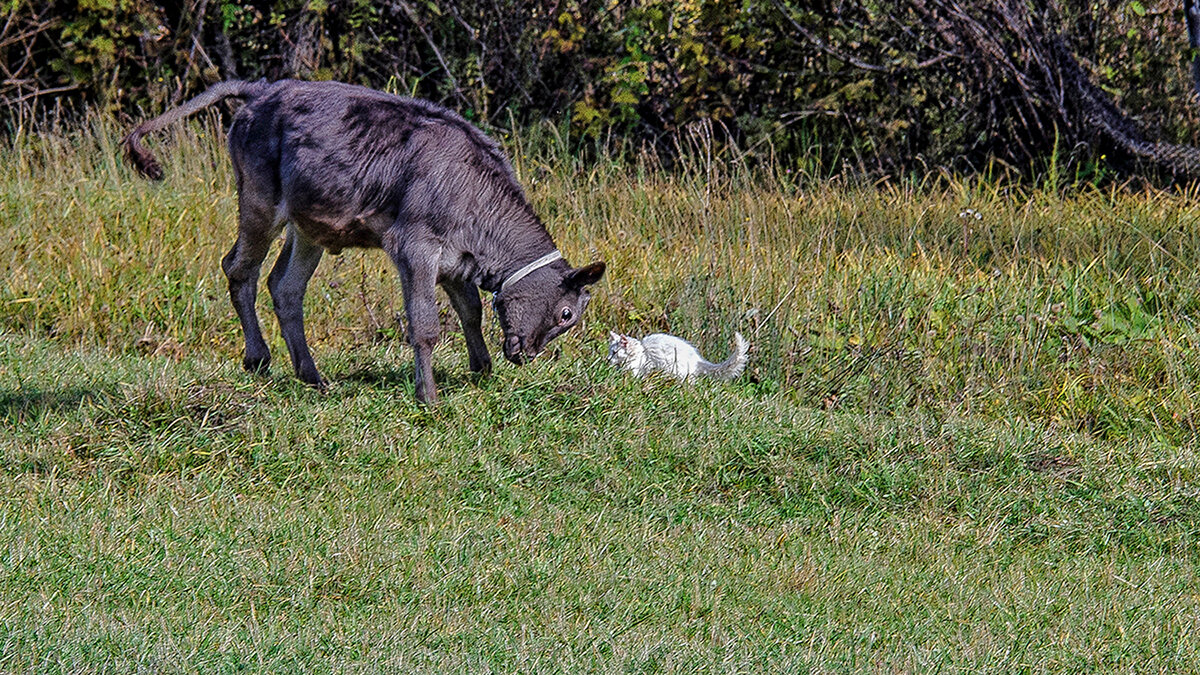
[22,0,166,111]
[1087,0,1200,146]
[4,0,1197,174]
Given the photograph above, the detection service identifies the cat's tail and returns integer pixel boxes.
[698,332,749,381]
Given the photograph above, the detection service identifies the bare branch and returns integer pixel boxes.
[392,0,471,109]
[770,0,889,73]
[1187,0,1200,102]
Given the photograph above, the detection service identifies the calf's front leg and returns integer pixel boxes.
[390,248,441,404]
[443,280,492,375]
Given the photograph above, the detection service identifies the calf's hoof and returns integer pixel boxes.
[243,355,271,375]
[296,365,326,391]
[414,383,438,406]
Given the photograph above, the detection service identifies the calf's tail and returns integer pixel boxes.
[122,79,270,181]
[698,332,749,381]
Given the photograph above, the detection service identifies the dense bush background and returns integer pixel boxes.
[4,0,1198,176]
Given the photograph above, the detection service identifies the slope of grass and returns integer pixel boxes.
[1,117,1199,671]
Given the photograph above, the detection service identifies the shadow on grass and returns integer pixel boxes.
[338,362,413,388]
[334,362,489,399]
[0,386,107,423]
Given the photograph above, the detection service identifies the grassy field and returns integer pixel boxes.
[1,116,1200,672]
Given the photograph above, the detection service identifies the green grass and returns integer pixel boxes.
[1,116,1199,671]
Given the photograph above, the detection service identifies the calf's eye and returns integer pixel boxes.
[560,307,573,323]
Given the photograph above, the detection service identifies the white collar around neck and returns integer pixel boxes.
[498,250,562,296]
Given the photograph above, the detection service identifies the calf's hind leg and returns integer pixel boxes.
[267,224,325,387]
[221,199,280,376]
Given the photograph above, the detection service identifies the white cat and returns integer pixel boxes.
[607,331,749,381]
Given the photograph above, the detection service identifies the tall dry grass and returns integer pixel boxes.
[2,114,1199,438]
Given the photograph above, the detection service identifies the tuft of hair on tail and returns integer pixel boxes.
[121,80,269,183]
[122,127,165,181]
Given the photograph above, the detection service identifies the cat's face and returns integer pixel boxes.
[607,331,632,365]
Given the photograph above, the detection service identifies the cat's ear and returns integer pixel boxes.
[609,330,620,341]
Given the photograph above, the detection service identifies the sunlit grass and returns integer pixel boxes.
[1,115,1199,670]
[6,115,1198,436]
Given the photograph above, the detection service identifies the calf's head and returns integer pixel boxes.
[493,262,606,364]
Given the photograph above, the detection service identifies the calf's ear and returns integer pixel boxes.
[566,262,605,289]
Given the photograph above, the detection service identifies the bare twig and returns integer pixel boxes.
[771,0,889,73]
[5,84,79,104]
[0,1,62,111]
[173,0,212,105]
[392,0,471,109]
[1187,0,1200,103]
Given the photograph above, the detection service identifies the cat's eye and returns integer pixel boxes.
[559,307,573,323]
